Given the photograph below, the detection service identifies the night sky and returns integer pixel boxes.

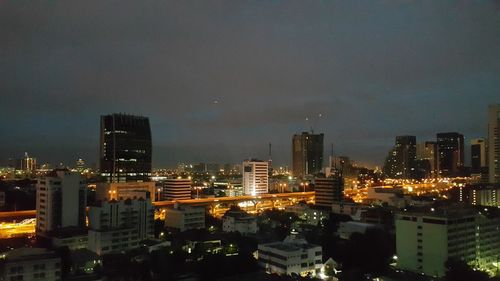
[1,1,499,168]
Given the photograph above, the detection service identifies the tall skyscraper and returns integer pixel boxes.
[292,132,324,178]
[488,104,500,183]
[471,138,487,175]
[436,132,464,177]
[242,159,268,196]
[36,169,86,236]
[383,136,417,179]
[99,113,152,183]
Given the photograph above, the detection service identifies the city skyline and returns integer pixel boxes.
[1,1,500,168]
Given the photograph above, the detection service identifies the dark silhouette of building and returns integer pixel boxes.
[292,132,324,178]
[383,136,417,179]
[416,141,437,178]
[314,173,344,208]
[437,132,464,177]
[488,104,500,183]
[99,113,152,182]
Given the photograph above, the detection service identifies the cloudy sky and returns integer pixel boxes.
[1,0,499,168]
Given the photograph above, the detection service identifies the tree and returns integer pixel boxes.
[444,258,490,281]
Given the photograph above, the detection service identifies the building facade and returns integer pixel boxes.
[416,141,437,178]
[87,198,154,255]
[96,181,156,202]
[383,136,417,179]
[160,178,192,201]
[100,113,152,183]
[0,248,61,281]
[242,159,268,196]
[258,233,322,276]
[36,169,86,236]
[489,104,500,183]
[314,176,344,208]
[222,209,258,235]
[164,205,205,232]
[292,132,324,178]
[395,208,500,277]
[437,132,464,177]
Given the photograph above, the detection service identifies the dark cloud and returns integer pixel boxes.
[0,0,499,168]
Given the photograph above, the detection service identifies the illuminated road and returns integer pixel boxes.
[0,192,315,235]
[0,219,35,238]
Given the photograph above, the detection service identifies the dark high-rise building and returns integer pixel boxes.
[383,136,417,179]
[100,114,152,182]
[488,104,500,183]
[437,132,464,177]
[471,138,487,176]
[292,132,324,178]
[314,174,344,208]
[416,141,437,178]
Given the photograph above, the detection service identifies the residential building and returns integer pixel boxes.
[437,132,464,177]
[292,132,324,178]
[242,159,268,196]
[87,197,154,255]
[314,175,343,208]
[258,232,322,276]
[160,178,192,201]
[99,113,152,183]
[0,247,61,281]
[222,209,258,235]
[164,205,205,232]
[36,169,86,237]
[395,207,500,277]
[488,104,500,183]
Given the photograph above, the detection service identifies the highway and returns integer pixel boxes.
[0,191,315,221]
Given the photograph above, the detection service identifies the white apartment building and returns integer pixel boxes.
[258,233,323,276]
[0,248,61,281]
[88,198,154,255]
[164,205,205,232]
[243,159,268,196]
[36,169,86,236]
[222,209,258,235]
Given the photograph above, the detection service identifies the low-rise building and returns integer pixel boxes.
[0,247,61,281]
[222,209,258,235]
[337,221,378,240]
[258,232,322,276]
[164,205,205,232]
[285,202,328,226]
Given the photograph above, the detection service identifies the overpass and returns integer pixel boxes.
[0,191,315,221]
